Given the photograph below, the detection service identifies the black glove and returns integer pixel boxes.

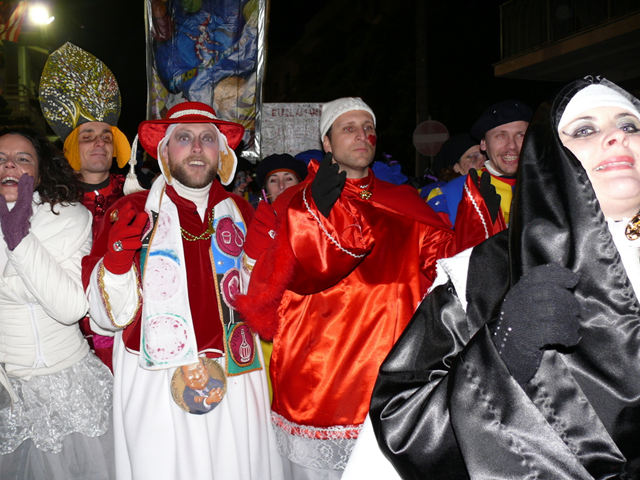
[493,263,581,386]
[311,152,346,218]
[469,169,501,223]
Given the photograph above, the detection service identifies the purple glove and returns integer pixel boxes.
[0,173,35,250]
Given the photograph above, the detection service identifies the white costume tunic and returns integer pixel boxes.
[87,178,283,480]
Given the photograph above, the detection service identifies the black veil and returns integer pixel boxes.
[372,76,640,479]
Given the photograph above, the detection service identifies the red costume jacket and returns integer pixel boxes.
[81,174,125,241]
[83,181,253,358]
[237,162,499,432]
[79,173,125,370]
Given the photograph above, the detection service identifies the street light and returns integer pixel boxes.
[28,5,54,25]
[16,3,55,105]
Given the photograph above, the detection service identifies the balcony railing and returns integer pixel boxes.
[500,0,640,59]
[0,84,46,131]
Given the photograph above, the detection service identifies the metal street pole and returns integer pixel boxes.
[415,0,428,177]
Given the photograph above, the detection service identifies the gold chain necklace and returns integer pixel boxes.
[180,207,215,241]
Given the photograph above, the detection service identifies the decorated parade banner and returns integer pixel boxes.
[261,103,323,157]
[145,0,266,160]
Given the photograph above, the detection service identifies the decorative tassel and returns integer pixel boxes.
[123,134,146,195]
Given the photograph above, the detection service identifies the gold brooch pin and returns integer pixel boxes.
[625,212,640,240]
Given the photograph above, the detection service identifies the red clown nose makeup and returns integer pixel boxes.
[368,134,377,147]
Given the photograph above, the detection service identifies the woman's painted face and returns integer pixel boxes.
[0,134,39,203]
[265,171,299,202]
[559,105,640,219]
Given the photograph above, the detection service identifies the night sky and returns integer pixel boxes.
[261,0,565,173]
[37,0,566,170]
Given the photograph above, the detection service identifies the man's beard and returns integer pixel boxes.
[168,154,218,188]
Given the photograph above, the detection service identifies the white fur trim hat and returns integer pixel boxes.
[320,97,376,139]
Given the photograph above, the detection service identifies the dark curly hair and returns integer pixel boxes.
[0,126,83,209]
[437,165,462,182]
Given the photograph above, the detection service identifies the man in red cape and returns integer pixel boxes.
[237,97,502,479]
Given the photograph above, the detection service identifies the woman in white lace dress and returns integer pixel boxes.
[0,127,113,479]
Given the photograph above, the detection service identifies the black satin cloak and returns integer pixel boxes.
[371,76,640,480]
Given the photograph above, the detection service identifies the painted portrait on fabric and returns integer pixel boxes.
[171,357,226,415]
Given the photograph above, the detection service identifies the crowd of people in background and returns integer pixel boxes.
[0,41,640,480]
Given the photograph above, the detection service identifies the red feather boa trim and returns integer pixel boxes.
[236,213,296,341]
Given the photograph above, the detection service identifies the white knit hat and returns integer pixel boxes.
[320,97,376,139]
[559,84,640,131]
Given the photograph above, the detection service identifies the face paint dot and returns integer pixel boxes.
[368,134,377,147]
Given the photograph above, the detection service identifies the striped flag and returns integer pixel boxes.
[0,1,26,43]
